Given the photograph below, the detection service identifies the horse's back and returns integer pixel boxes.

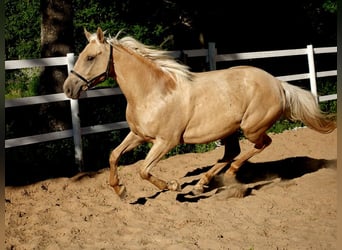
[192,65,283,102]
[182,66,285,143]
[224,66,281,88]
[230,65,283,97]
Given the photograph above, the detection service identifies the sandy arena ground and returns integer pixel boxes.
[5,127,337,249]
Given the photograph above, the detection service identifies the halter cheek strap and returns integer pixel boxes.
[71,44,113,89]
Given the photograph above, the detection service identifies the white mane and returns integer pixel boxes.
[107,34,194,82]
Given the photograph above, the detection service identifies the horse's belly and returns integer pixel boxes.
[182,87,243,143]
[182,117,241,144]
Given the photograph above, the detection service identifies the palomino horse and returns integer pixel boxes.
[63,28,336,197]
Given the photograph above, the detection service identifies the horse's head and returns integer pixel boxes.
[63,27,113,99]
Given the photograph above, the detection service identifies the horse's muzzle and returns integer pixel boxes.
[63,77,86,99]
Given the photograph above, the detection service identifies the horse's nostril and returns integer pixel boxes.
[65,87,71,96]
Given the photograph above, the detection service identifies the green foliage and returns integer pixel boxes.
[317,79,337,113]
[194,143,217,153]
[5,0,175,59]
[322,0,337,13]
[73,0,123,53]
[268,120,304,134]
[94,77,118,88]
[72,0,172,53]
[5,68,40,98]
[317,78,337,96]
[5,0,41,59]
[320,100,337,114]
[166,142,217,157]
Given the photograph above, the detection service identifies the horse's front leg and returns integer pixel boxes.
[109,131,144,197]
[139,139,181,192]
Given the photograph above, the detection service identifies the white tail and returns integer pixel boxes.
[281,81,336,133]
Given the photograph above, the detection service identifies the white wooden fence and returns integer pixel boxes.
[5,44,337,169]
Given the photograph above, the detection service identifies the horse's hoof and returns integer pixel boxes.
[191,185,204,195]
[113,184,126,198]
[167,180,181,191]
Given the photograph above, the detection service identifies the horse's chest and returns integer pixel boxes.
[125,105,163,140]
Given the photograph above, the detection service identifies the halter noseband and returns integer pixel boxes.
[70,44,113,89]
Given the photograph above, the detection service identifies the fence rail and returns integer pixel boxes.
[5,44,337,169]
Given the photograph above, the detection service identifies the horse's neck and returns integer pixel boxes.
[113,45,176,102]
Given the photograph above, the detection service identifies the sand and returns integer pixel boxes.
[5,127,337,249]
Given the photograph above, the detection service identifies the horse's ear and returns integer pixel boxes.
[84,28,92,42]
[96,27,105,43]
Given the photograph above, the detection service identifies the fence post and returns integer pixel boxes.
[306,45,318,103]
[66,53,84,171]
[208,42,216,71]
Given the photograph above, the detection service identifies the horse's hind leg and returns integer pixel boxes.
[219,132,241,162]
[193,132,241,194]
[225,132,272,176]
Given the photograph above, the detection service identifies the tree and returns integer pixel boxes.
[40,0,74,94]
[38,0,75,132]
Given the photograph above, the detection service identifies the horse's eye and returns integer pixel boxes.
[87,55,95,61]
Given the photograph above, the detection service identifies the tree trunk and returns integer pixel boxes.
[39,0,74,132]
[40,0,74,93]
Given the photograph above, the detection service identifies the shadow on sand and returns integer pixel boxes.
[131,156,336,204]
